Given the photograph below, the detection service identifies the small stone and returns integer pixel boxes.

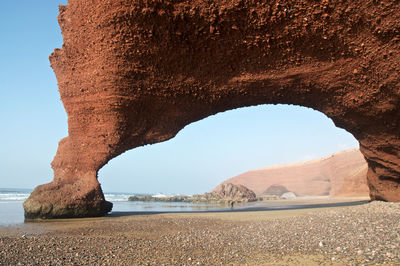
[336,247,342,252]
[319,241,324,247]
[357,250,363,255]
[353,69,359,74]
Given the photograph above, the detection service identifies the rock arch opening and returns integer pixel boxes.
[24,0,400,218]
[98,104,360,197]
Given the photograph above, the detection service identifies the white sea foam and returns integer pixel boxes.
[0,189,136,203]
[0,193,30,201]
[0,189,168,203]
[152,193,169,198]
[104,193,132,202]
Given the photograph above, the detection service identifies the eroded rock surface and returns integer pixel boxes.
[24,0,400,218]
[210,183,257,202]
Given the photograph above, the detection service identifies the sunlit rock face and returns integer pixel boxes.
[220,149,369,197]
[24,0,400,218]
[212,183,257,202]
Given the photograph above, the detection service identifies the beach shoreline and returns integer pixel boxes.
[1,197,399,264]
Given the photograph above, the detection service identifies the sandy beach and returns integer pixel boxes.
[1,198,399,265]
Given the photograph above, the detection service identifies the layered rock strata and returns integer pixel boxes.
[25,0,400,218]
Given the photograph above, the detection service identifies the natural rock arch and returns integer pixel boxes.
[24,0,400,218]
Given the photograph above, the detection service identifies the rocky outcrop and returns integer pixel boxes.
[128,195,190,202]
[222,149,369,197]
[189,183,256,203]
[24,0,400,218]
[210,183,257,202]
[127,184,256,203]
[23,179,112,219]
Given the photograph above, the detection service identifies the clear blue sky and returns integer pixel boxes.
[0,1,359,194]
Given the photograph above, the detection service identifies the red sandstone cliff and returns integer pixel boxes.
[220,149,369,197]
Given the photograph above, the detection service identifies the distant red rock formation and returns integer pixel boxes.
[220,149,369,197]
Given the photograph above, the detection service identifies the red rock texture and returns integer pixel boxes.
[24,0,400,218]
[221,149,369,197]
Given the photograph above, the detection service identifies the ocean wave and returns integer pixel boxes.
[0,193,30,201]
[152,193,169,198]
[0,191,138,202]
[104,193,131,202]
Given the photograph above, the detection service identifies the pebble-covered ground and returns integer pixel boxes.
[1,201,399,265]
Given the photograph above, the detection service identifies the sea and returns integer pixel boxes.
[0,188,223,226]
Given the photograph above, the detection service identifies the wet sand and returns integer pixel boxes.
[1,197,399,265]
